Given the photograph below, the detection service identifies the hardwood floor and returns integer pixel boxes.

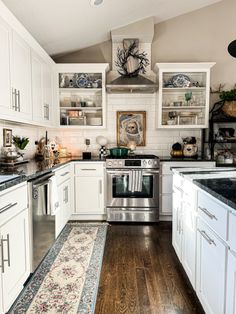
[95,223,204,314]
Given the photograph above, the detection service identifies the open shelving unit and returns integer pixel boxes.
[154,63,215,129]
[56,63,109,128]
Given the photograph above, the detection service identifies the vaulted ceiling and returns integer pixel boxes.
[2,0,221,56]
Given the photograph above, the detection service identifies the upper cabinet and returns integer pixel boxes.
[11,31,32,121]
[0,1,56,126]
[154,63,215,129]
[0,16,12,117]
[32,52,54,126]
[56,64,109,128]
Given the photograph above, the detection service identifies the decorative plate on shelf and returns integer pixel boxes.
[171,74,191,87]
[75,74,89,88]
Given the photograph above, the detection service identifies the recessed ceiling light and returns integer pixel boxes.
[90,0,103,6]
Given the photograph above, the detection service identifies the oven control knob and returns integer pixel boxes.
[143,160,147,166]
[148,160,152,165]
[118,161,123,166]
[108,161,113,167]
[113,161,117,167]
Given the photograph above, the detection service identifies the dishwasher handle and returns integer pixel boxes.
[32,172,54,189]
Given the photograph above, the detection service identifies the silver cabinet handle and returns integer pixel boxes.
[61,171,70,177]
[18,90,20,112]
[99,179,102,194]
[14,88,18,111]
[44,104,47,119]
[0,234,10,273]
[0,202,17,214]
[198,206,217,220]
[12,88,16,110]
[63,186,68,203]
[47,104,50,120]
[81,169,96,171]
[199,229,216,246]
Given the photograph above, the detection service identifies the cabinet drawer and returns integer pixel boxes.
[197,190,228,241]
[75,162,104,177]
[54,164,71,185]
[0,183,28,225]
[228,211,236,252]
[161,161,215,175]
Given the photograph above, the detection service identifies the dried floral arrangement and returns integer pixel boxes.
[115,41,149,77]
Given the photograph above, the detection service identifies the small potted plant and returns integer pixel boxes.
[219,89,236,117]
[12,136,29,160]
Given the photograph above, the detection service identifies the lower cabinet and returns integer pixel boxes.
[74,162,105,216]
[196,219,227,314]
[172,186,182,261]
[0,184,30,313]
[226,249,236,314]
[54,165,72,237]
[56,177,72,237]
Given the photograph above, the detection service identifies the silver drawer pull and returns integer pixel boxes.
[199,206,217,220]
[61,171,70,177]
[0,202,17,214]
[81,169,96,171]
[0,234,10,273]
[199,229,216,246]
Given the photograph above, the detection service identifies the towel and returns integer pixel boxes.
[128,170,143,193]
[48,176,60,215]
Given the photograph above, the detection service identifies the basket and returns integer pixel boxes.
[222,101,236,117]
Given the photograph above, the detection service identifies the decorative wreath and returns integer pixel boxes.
[115,41,149,77]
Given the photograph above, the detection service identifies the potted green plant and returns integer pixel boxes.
[12,136,29,160]
[219,89,236,117]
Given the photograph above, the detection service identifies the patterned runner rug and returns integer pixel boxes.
[9,223,107,314]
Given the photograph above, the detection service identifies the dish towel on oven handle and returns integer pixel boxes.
[128,170,143,193]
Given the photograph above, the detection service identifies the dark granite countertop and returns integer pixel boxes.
[160,156,215,162]
[194,177,236,210]
[0,157,105,192]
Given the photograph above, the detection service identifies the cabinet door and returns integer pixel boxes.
[182,200,196,288]
[11,31,32,121]
[172,188,182,261]
[226,250,236,314]
[0,17,12,117]
[75,176,104,214]
[1,208,30,313]
[196,220,226,314]
[42,62,53,124]
[32,52,43,123]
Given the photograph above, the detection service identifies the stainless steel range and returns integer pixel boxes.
[106,155,159,222]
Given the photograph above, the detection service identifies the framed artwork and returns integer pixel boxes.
[117,111,146,146]
[3,128,12,147]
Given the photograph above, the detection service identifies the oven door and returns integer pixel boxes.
[106,169,159,208]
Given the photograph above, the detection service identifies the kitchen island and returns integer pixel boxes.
[172,167,236,314]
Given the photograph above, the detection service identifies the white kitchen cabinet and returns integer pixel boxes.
[160,161,215,216]
[32,52,54,126]
[0,184,30,313]
[54,164,72,237]
[196,218,227,314]
[0,16,12,117]
[172,185,183,261]
[74,162,105,216]
[56,64,109,128]
[11,30,32,121]
[154,63,215,129]
[226,249,236,314]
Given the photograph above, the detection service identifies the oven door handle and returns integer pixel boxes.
[106,170,130,175]
[106,169,159,175]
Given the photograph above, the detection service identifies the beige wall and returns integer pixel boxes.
[54,0,236,89]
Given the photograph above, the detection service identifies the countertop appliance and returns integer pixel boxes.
[106,154,159,222]
[28,172,55,272]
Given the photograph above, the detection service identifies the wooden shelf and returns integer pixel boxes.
[162,106,205,110]
[162,87,206,91]
[60,106,102,110]
[59,88,102,92]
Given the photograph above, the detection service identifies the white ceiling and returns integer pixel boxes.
[2,0,221,56]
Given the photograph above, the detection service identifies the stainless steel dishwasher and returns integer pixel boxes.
[28,172,55,272]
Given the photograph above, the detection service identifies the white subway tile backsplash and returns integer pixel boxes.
[0,93,202,158]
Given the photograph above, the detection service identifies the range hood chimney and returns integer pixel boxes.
[106,17,158,94]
